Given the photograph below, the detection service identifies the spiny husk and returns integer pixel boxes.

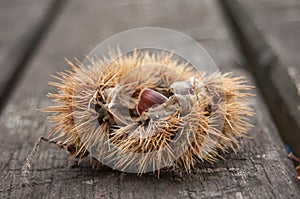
[43,49,254,174]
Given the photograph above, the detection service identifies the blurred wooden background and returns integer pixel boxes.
[0,0,299,198]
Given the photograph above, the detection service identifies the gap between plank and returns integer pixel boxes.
[0,0,69,114]
[218,0,300,157]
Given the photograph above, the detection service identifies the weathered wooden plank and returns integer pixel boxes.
[0,0,299,198]
[235,0,300,68]
[220,0,300,158]
[0,0,67,111]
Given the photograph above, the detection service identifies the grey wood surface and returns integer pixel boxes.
[237,0,300,70]
[0,0,299,198]
[238,0,300,157]
[0,0,66,110]
[221,0,300,158]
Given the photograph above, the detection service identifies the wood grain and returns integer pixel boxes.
[0,0,299,198]
[220,0,300,158]
[0,0,66,110]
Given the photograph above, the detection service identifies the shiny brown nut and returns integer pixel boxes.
[137,88,168,115]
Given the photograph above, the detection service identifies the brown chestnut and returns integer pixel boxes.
[137,89,168,115]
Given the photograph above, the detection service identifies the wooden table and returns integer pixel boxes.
[221,0,300,158]
[0,0,299,198]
